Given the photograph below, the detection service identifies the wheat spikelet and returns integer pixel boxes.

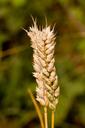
[26,20,60,110]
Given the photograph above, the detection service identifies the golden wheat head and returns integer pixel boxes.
[25,19,60,110]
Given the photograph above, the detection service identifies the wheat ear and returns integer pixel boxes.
[25,19,60,128]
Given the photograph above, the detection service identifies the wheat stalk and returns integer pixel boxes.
[24,19,60,128]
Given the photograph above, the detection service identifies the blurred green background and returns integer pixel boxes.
[0,0,85,128]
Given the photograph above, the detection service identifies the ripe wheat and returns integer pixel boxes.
[26,20,60,110]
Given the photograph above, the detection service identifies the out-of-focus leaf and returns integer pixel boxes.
[0,33,8,45]
[11,0,26,7]
[69,7,83,22]
[78,102,85,125]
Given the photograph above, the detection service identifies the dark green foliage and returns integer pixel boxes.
[0,0,85,128]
